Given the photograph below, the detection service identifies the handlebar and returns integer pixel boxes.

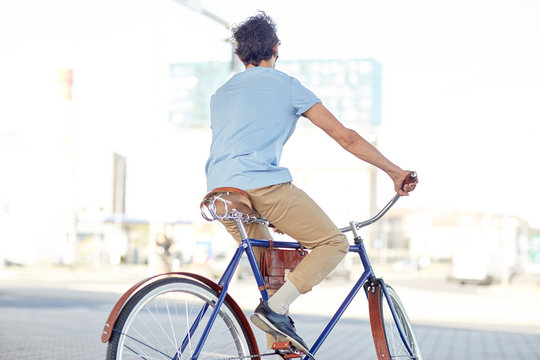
[340,171,417,234]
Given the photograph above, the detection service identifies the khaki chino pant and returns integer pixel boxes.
[221,182,349,294]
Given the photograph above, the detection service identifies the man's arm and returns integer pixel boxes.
[303,102,417,195]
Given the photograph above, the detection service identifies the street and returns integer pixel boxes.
[0,264,539,359]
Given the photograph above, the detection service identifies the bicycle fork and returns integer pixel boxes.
[366,278,415,358]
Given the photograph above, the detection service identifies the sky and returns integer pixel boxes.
[1,0,540,228]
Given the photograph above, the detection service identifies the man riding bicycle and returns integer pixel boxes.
[205,11,417,355]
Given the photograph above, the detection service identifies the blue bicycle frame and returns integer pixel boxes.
[186,193,416,360]
[182,236,375,360]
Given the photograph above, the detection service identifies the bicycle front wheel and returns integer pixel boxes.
[368,284,422,360]
[106,277,256,360]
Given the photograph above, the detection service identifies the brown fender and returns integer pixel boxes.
[368,284,391,360]
[101,272,260,358]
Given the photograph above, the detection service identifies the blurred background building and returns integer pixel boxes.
[1,0,539,284]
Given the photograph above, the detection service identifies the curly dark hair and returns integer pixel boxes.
[231,11,280,67]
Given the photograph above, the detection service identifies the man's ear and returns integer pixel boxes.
[272,42,279,57]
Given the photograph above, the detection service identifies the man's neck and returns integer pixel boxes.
[245,59,275,69]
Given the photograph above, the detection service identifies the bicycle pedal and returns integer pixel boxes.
[272,341,296,352]
[271,341,302,358]
[274,351,302,359]
[283,353,302,359]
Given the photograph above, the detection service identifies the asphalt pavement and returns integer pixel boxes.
[0,263,539,359]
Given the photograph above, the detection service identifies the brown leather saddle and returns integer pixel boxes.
[200,187,257,220]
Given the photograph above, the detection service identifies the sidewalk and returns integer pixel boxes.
[2,262,540,334]
[1,263,539,359]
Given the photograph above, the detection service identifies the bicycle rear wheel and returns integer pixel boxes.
[106,277,256,360]
[368,284,422,360]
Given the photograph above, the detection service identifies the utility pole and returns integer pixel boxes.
[171,0,242,73]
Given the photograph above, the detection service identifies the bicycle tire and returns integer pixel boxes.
[106,277,256,360]
[368,284,423,360]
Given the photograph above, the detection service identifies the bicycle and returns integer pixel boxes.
[101,172,422,360]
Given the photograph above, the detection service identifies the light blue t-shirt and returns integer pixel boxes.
[205,66,320,191]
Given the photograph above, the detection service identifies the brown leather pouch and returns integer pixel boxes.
[260,240,308,290]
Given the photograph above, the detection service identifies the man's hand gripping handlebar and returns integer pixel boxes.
[397,170,418,196]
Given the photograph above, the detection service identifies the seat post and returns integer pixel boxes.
[235,218,249,241]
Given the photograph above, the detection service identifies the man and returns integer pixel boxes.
[205,11,417,355]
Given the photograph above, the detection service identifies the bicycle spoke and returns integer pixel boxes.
[131,312,167,355]
[179,295,196,358]
[123,344,169,360]
[385,313,409,356]
[115,329,173,359]
[146,300,178,349]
